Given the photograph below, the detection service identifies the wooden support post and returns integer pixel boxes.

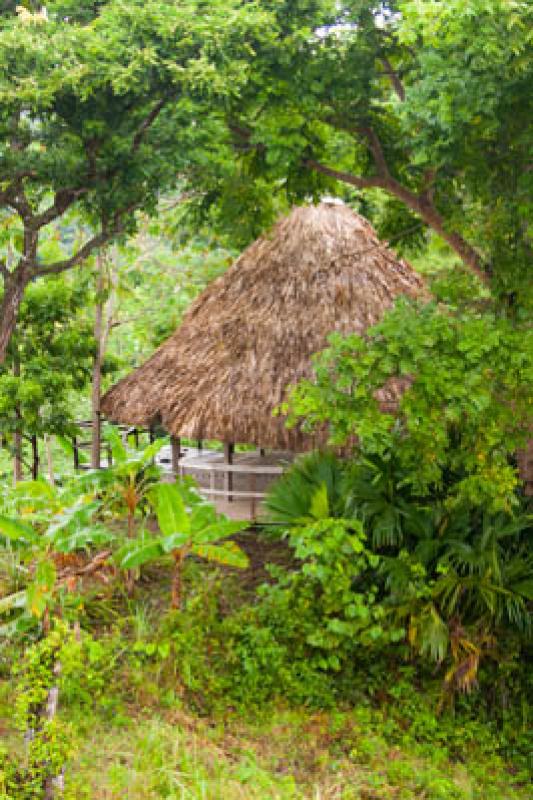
[224,442,234,502]
[171,436,181,478]
[91,411,101,469]
[197,439,203,451]
[250,471,257,520]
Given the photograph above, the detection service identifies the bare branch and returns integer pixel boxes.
[34,206,133,278]
[304,159,387,191]
[33,231,112,277]
[33,188,89,230]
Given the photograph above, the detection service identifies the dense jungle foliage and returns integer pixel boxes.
[0,1,531,797]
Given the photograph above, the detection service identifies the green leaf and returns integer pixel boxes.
[0,515,38,544]
[0,590,26,616]
[140,437,168,465]
[105,427,128,464]
[160,532,190,553]
[52,525,116,554]
[45,499,102,541]
[192,542,249,569]
[310,483,330,520]
[116,538,163,569]
[13,479,56,502]
[192,518,248,544]
[154,483,190,537]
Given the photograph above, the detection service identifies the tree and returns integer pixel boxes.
[0,0,271,360]
[204,0,532,306]
[0,275,95,481]
[285,297,533,510]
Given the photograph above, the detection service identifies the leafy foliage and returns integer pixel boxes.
[286,300,532,510]
[264,450,346,523]
[0,623,74,799]
[0,276,95,454]
[265,449,532,693]
[117,481,248,608]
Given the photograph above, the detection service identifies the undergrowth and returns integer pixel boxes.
[1,554,530,799]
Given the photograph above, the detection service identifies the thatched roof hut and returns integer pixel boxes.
[101,202,426,449]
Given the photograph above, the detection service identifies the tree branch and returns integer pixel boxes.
[33,188,89,230]
[0,181,33,221]
[33,231,112,277]
[380,56,405,101]
[132,97,168,153]
[305,159,489,285]
[359,126,393,179]
[303,159,387,191]
[35,208,134,277]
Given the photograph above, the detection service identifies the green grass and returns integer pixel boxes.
[57,706,528,799]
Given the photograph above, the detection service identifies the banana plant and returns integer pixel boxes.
[93,427,167,539]
[0,481,116,636]
[117,482,249,608]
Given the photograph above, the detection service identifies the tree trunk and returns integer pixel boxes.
[171,435,181,477]
[45,434,55,485]
[91,263,104,469]
[91,253,117,468]
[171,549,185,609]
[517,440,533,497]
[31,434,39,479]
[0,267,31,364]
[43,661,64,800]
[13,350,23,484]
[13,428,23,484]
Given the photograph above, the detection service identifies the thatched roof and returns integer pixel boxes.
[101,202,426,449]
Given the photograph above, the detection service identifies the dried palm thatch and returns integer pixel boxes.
[101,202,426,449]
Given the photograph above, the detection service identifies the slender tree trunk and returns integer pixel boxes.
[31,434,39,479]
[171,549,186,609]
[91,253,117,468]
[43,661,64,800]
[13,350,23,484]
[0,266,31,364]
[45,434,55,485]
[91,259,105,469]
[13,428,23,484]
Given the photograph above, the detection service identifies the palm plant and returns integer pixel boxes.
[264,450,347,524]
[342,452,433,550]
[435,512,533,632]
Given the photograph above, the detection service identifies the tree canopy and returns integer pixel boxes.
[0,0,270,359]
[196,0,532,306]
